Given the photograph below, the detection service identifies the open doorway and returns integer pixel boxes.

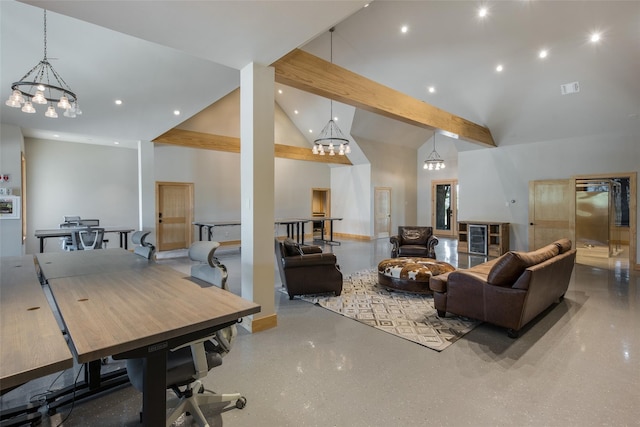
[574,173,636,270]
[311,188,330,241]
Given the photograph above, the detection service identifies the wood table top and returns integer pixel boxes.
[47,263,260,363]
[0,256,73,391]
[36,248,153,280]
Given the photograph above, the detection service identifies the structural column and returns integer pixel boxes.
[240,63,276,332]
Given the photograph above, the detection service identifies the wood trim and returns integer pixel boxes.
[249,313,278,333]
[273,49,496,148]
[334,232,371,241]
[154,128,352,165]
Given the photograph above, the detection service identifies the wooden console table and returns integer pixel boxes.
[458,221,509,257]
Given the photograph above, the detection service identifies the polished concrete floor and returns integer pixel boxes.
[2,238,638,426]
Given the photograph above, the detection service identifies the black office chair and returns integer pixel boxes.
[125,243,245,426]
[69,227,105,250]
[131,230,155,259]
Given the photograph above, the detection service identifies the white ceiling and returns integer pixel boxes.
[2,1,639,153]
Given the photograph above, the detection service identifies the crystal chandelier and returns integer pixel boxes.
[312,28,350,156]
[423,133,446,170]
[5,10,82,119]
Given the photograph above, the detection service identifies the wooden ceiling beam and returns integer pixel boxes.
[153,128,352,165]
[272,49,496,148]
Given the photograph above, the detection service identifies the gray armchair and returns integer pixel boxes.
[390,226,438,259]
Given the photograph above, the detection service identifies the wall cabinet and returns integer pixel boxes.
[458,221,510,257]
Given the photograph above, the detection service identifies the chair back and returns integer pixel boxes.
[131,230,155,259]
[398,226,433,245]
[70,227,105,250]
[189,241,227,289]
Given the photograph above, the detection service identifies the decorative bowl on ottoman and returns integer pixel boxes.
[377,257,455,294]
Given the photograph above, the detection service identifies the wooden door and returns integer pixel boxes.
[431,179,457,237]
[528,179,575,250]
[156,182,193,251]
[374,187,391,238]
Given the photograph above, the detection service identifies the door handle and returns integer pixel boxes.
[530,222,534,226]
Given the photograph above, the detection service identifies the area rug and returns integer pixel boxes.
[300,269,481,352]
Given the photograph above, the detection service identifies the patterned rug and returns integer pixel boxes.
[300,269,480,352]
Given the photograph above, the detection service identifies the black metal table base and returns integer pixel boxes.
[0,402,42,427]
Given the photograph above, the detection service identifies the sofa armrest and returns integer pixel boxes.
[429,271,451,293]
[283,253,338,268]
[390,235,401,257]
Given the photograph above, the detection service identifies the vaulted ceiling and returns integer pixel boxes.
[2,1,638,154]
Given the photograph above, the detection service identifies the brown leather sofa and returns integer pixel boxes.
[390,226,439,259]
[429,238,576,338]
[275,238,343,300]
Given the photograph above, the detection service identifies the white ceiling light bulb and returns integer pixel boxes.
[478,7,488,18]
[45,105,58,118]
[539,49,548,59]
[590,33,601,43]
[21,101,36,113]
[496,64,503,72]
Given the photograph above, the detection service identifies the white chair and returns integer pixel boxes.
[189,241,226,288]
[131,230,155,259]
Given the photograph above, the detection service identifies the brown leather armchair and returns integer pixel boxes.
[275,238,343,300]
[390,226,439,259]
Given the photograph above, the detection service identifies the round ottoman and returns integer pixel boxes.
[377,257,455,294]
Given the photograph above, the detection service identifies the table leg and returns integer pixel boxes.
[142,350,167,426]
[39,238,44,253]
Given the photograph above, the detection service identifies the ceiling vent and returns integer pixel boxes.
[561,81,580,95]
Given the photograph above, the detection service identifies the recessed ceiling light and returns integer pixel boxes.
[363,3,370,7]
[278,89,283,94]
[115,100,122,105]
[590,33,601,43]
[538,49,548,59]
[478,7,488,18]
[294,110,299,115]
[114,141,120,145]
[334,116,338,121]
[496,64,503,72]
[401,25,409,33]
[53,134,59,138]
[428,86,436,93]
[173,110,180,116]
[309,129,313,133]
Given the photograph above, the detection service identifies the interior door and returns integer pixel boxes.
[528,179,575,251]
[432,179,457,237]
[374,187,391,238]
[156,182,193,251]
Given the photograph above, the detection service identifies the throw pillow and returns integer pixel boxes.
[283,238,304,256]
[553,238,572,254]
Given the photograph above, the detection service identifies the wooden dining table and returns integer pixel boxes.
[35,249,260,426]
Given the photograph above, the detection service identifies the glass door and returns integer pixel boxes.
[431,180,457,236]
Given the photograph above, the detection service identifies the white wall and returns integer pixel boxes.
[153,144,331,242]
[458,131,639,260]
[331,163,371,237]
[0,124,25,257]
[24,138,139,254]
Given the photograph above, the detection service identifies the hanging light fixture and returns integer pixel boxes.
[312,28,350,156]
[423,133,446,170]
[5,10,82,118]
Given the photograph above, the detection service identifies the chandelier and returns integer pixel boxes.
[5,10,82,119]
[312,28,350,156]
[423,133,446,170]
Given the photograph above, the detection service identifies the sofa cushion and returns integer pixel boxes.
[553,238,572,254]
[487,252,528,287]
[518,244,560,267]
[401,228,429,245]
[487,244,560,287]
[283,238,304,256]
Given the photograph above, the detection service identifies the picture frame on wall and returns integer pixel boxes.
[0,196,21,219]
